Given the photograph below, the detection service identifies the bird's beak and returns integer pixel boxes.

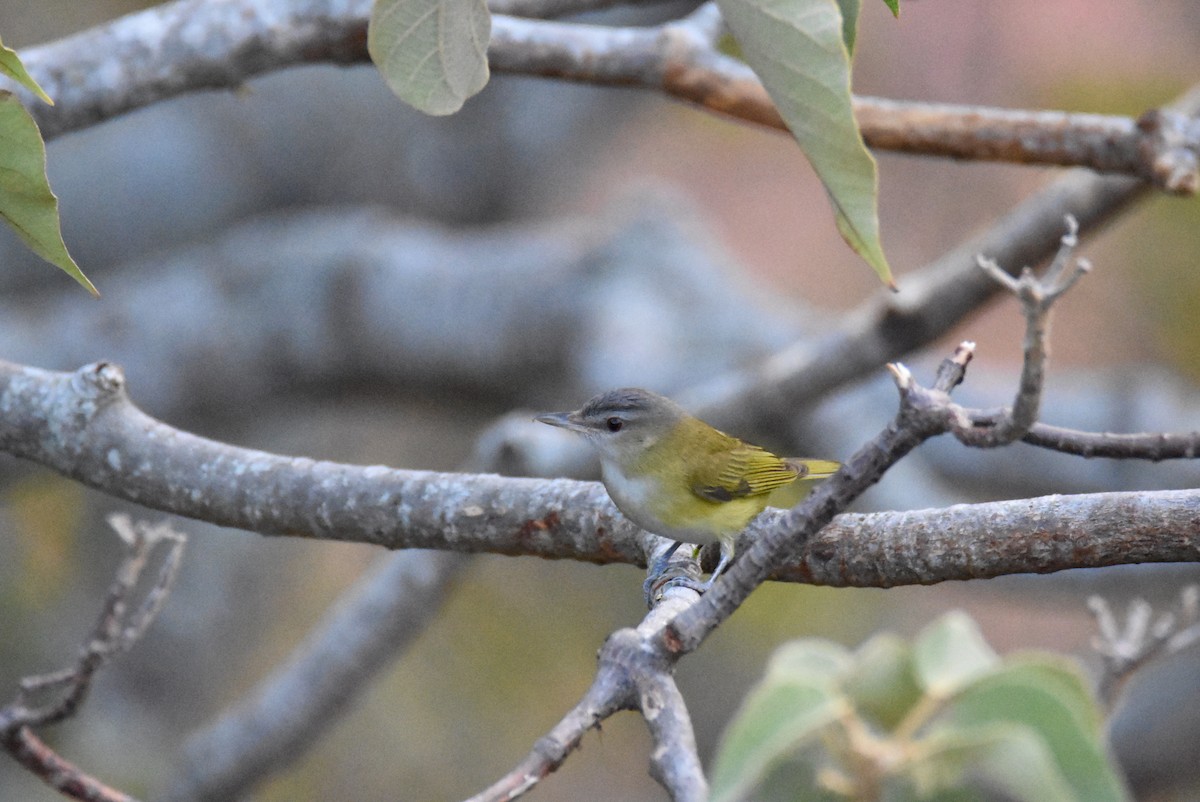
[535,410,587,433]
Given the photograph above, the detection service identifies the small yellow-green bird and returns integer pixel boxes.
[536,388,839,604]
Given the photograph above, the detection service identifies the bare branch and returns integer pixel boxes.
[639,670,707,802]
[1,517,186,802]
[957,218,1200,462]
[11,0,1199,190]
[1,729,138,802]
[1020,423,1200,460]
[772,489,1200,587]
[965,216,1090,445]
[470,605,707,802]
[1090,586,1200,707]
[0,360,1198,589]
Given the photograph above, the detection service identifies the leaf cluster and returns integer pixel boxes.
[710,611,1129,802]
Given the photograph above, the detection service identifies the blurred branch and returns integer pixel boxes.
[11,0,1199,191]
[1090,586,1200,708]
[0,203,805,418]
[0,360,1198,587]
[4,203,1198,500]
[854,100,1200,196]
[162,550,467,802]
[0,515,186,802]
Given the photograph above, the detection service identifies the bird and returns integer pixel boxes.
[536,388,839,605]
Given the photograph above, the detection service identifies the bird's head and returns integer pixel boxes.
[535,388,686,468]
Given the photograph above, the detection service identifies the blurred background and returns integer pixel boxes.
[1,0,1199,799]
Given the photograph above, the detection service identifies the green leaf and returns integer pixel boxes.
[0,92,96,295]
[711,644,847,802]
[368,0,491,116]
[909,722,1078,802]
[835,0,860,54]
[913,611,998,696]
[715,0,893,286]
[881,0,900,17]
[940,661,1129,801]
[0,36,53,105]
[842,632,921,730]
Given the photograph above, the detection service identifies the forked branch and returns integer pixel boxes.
[0,516,186,802]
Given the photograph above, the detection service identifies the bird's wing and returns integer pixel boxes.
[689,442,800,502]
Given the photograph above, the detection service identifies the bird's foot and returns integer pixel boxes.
[643,542,687,608]
[644,574,712,608]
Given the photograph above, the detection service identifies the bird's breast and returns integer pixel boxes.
[599,460,744,547]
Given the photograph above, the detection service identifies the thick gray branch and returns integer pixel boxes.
[0,360,643,564]
[1,360,1197,589]
[775,491,1200,586]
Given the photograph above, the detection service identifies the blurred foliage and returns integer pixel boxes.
[710,611,1128,802]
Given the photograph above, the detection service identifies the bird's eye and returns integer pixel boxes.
[606,417,623,432]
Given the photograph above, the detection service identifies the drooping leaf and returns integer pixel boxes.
[715,0,893,286]
[0,92,95,295]
[0,36,52,105]
[913,610,998,696]
[881,0,900,17]
[368,0,491,116]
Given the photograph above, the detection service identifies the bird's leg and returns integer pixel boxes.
[647,544,734,606]
[704,547,734,587]
[642,540,685,607]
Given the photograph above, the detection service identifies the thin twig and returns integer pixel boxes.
[965,216,1091,445]
[2,728,139,802]
[0,517,186,802]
